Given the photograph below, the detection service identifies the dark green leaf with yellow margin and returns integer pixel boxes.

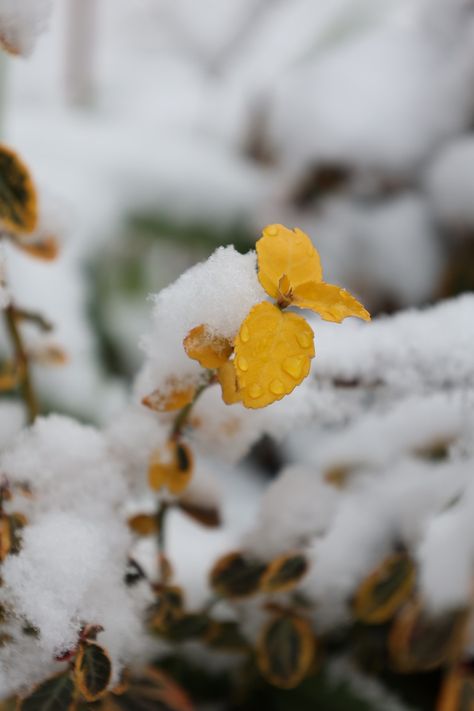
[257,615,315,689]
[74,640,112,702]
[17,672,75,711]
[209,551,267,598]
[389,600,468,672]
[260,552,308,594]
[352,552,416,624]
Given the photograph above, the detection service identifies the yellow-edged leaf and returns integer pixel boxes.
[0,145,38,235]
[389,600,468,673]
[216,361,241,405]
[142,382,196,413]
[260,552,308,594]
[234,302,315,409]
[257,615,315,689]
[292,281,370,323]
[74,640,112,702]
[209,551,267,599]
[256,224,322,299]
[183,324,233,369]
[352,552,416,624]
[148,442,193,495]
[0,361,23,391]
[437,668,474,711]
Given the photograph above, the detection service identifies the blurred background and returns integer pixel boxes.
[4,0,474,422]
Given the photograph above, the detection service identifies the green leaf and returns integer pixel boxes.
[209,551,267,599]
[352,552,416,624]
[74,640,112,701]
[257,615,315,689]
[260,553,308,594]
[389,600,468,672]
[18,672,75,711]
[159,614,211,643]
[107,667,194,711]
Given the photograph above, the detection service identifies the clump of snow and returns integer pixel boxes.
[135,246,266,401]
[1,415,128,519]
[312,294,474,395]
[0,0,54,56]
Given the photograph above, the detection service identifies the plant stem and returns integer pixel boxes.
[4,303,39,423]
[156,501,169,583]
[170,378,212,440]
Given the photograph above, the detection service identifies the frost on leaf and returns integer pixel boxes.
[148,442,193,494]
[0,146,38,235]
[183,324,233,369]
[234,302,315,409]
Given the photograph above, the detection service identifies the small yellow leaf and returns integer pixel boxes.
[183,324,233,369]
[148,442,193,495]
[292,281,370,323]
[234,302,315,409]
[0,515,11,562]
[0,145,38,235]
[142,382,196,413]
[256,224,322,299]
[128,513,159,536]
[15,234,60,261]
[30,344,68,366]
[216,361,241,405]
[0,361,23,391]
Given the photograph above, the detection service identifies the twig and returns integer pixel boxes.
[4,303,39,423]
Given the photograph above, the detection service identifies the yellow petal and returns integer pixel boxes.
[234,302,315,409]
[256,224,323,299]
[292,281,370,323]
[142,381,196,412]
[217,361,242,405]
[183,324,233,369]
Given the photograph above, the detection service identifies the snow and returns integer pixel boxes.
[0,0,53,56]
[135,246,266,402]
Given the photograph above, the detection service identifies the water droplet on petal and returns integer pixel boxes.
[265,225,278,236]
[270,379,285,395]
[237,356,248,372]
[296,332,312,349]
[248,384,263,399]
[283,357,303,379]
[240,324,250,343]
